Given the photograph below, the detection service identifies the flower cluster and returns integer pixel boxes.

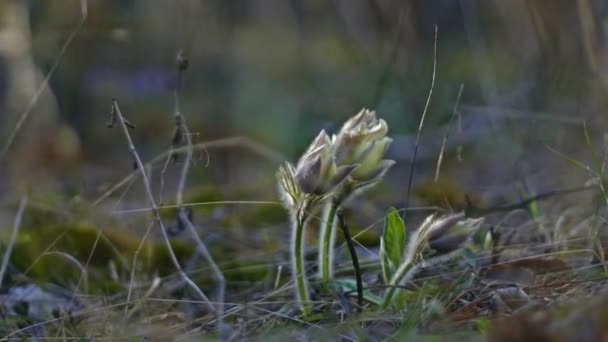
[278,108,395,210]
[277,108,395,315]
[293,130,358,197]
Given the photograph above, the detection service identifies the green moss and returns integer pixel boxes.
[222,259,270,284]
[159,185,224,220]
[241,203,286,226]
[4,222,198,294]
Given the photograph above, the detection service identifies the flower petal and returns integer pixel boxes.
[427,213,466,242]
[428,233,470,254]
[295,154,322,194]
[353,159,396,182]
[326,163,359,191]
[302,130,330,158]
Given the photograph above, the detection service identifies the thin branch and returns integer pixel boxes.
[172,50,226,334]
[0,196,27,289]
[176,117,189,206]
[110,99,213,312]
[403,25,438,220]
[179,210,226,332]
[159,146,173,206]
[175,107,226,334]
[159,49,189,205]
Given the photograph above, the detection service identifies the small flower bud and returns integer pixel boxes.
[294,130,357,195]
[426,214,484,255]
[332,108,395,185]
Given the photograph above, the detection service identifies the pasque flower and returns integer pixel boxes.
[380,213,484,309]
[319,108,396,287]
[294,130,359,196]
[426,213,482,255]
[277,130,357,317]
[277,109,396,310]
[332,108,395,187]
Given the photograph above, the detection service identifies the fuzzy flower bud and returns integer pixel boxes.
[381,212,484,309]
[277,130,358,216]
[276,129,359,317]
[294,130,358,196]
[422,213,484,257]
[332,108,395,185]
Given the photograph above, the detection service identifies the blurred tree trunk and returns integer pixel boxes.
[0,0,80,194]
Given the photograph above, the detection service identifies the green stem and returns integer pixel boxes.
[292,212,311,316]
[319,199,339,288]
[381,260,417,310]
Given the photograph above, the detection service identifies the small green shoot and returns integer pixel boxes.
[380,207,406,284]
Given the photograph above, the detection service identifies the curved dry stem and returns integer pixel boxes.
[111,99,213,312]
[41,251,89,292]
[0,196,27,289]
[175,110,226,332]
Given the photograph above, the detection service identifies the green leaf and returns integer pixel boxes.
[331,278,383,305]
[380,242,391,284]
[380,207,406,283]
[476,317,492,335]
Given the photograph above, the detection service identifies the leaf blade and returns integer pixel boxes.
[381,207,406,282]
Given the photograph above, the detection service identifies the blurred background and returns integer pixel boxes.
[1,0,607,211]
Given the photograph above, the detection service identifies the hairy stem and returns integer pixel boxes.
[292,211,311,316]
[381,259,419,310]
[319,199,339,288]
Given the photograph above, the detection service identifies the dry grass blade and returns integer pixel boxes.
[435,83,464,183]
[173,95,226,334]
[125,221,155,316]
[40,251,88,292]
[93,136,286,206]
[543,143,594,174]
[112,200,282,215]
[403,25,438,219]
[0,195,27,289]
